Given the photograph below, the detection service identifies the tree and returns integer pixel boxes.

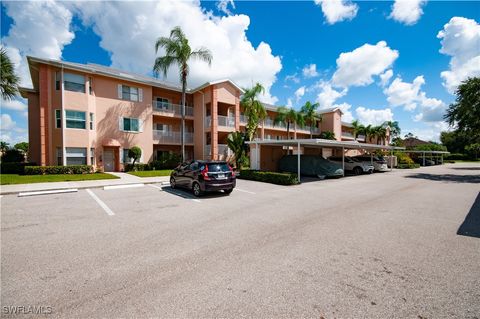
[440,130,476,154]
[274,106,305,139]
[14,142,28,154]
[363,125,374,143]
[373,125,387,145]
[465,143,480,160]
[241,83,267,141]
[128,146,142,166]
[444,77,480,138]
[153,26,212,161]
[0,48,20,100]
[351,120,364,140]
[227,131,248,169]
[1,149,24,163]
[319,131,335,140]
[404,132,416,139]
[0,141,10,153]
[300,101,321,138]
[382,120,401,142]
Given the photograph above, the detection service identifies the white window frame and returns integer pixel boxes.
[118,84,143,102]
[65,110,87,130]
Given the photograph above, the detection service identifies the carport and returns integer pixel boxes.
[400,150,450,166]
[247,139,405,182]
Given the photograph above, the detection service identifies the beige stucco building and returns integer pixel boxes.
[20,56,388,172]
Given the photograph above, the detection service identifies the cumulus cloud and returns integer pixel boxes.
[379,69,393,87]
[286,98,293,108]
[0,113,27,144]
[0,114,16,131]
[334,102,354,123]
[1,98,28,112]
[315,81,348,108]
[294,86,306,102]
[285,73,300,84]
[389,0,427,26]
[384,75,425,111]
[414,94,447,122]
[355,107,394,126]
[437,17,480,93]
[314,0,359,25]
[1,1,75,87]
[332,41,399,88]
[302,64,319,78]
[408,122,450,142]
[72,0,282,103]
[216,0,235,15]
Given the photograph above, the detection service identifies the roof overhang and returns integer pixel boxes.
[19,86,37,98]
[191,79,245,94]
[246,138,405,151]
[399,150,450,154]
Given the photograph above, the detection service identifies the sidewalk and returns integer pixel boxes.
[0,172,170,195]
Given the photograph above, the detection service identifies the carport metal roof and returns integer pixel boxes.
[246,138,405,151]
[399,150,450,154]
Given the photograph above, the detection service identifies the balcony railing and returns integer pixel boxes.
[218,144,233,160]
[240,114,247,124]
[356,135,366,141]
[153,130,193,144]
[204,115,235,128]
[153,101,194,117]
[297,126,320,134]
[342,131,354,138]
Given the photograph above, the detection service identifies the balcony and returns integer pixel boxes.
[204,115,235,128]
[356,134,366,142]
[153,101,194,117]
[153,130,193,144]
[297,126,320,134]
[341,131,354,139]
[263,118,287,129]
[204,144,233,159]
[240,114,247,124]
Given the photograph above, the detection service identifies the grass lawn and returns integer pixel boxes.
[127,170,172,177]
[0,173,119,185]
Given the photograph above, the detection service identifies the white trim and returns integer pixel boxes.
[61,67,66,166]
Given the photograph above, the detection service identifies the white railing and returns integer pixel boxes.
[240,114,247,123]
[218,144,233,159]
[204,115,235,128]
[205,144,211,157]
[263,118,287,129]
[342,131,354,138]
[297,126,320,134]
[153,100,194,117]
[356,134,366,141]
[153,130,193,144]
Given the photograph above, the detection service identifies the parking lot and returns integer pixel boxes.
[1,163,479,318]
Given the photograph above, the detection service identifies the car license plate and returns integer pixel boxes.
[217,173,226,179]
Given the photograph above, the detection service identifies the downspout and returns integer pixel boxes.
[61,65,66,166]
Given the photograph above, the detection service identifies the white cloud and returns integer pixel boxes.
[334,102,354,123]
[0,113,27,144]
[286,98,293,108]
[0,114,16,131]
[315,81,348,108]
[408,122,449,142]
[1,1,75,87]
[294,86,306,102]
[414,94,447,123]
[437,17,480,93]
[73,0,282,104]
[384,75,425,111]
[332,41,399,88]
[1,98,27,112]
[379,69,393,87]
[285,73,300,84]
[355,107,394,126]
[389,0,426,26]
[314,0,359,25]
[217,0,235,15]
[302,64,319,78]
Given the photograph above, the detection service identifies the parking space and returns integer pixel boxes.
[1,163,479,318]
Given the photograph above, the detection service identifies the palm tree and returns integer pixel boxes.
[226,131,247,169]
[373,126,387,145]
[351,120,364,140]
[0,141,10,153]
[300,101,321,138]
[274,106,305,139]
[241,83,267,141]
[363,125,374,143]
[1,48,20,100]
[382,120,401,143]
[319,131,336,140]
[153,26,212,161]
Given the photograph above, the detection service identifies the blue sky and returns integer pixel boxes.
[1,0,479,144]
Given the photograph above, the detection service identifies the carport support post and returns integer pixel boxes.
[371,153,373,166]
[423,152,425,166]
[297,142,301,183]
[441,153,443,164]
[342,147,345,177]
[390,149,393,171]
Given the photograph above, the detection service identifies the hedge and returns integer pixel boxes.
[238,169,299,185]
[0,162,37,174]
[24,165,94,175]
[124,163,150,172]
[397,163,420,169]
[444,153,469,161]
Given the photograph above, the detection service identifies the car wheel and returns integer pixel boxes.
[170,177,176,189]
[353,167,363,175]
[192,182,203,197]
[224,188,233,195]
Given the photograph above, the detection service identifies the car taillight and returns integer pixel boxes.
[201,165,210,180]
[228,164,235,176]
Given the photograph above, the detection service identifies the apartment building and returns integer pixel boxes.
[20,56,387,172]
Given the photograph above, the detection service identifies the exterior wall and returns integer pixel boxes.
[27,92,41,164]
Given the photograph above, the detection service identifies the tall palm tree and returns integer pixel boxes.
[226,131,247,169]
[300,101,321,138]
[0,48,20,100]
[241,83,267,141]
[382,120,401,144]
[372,125,387,145]
[351,120,364,140]
[153,26,212,161]
[363,125,374,143]
[274,106,305,140]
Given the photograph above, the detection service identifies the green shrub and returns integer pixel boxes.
[24,165,93,175]
[238,169,299,185]
[397,163,420,169]
[1,149,25,163]
[444,153,469,161]
[128,146,142,165]
[151,153,181,170]
[0,162,36,174]
[394,152,415,165]
[125,163,150,172]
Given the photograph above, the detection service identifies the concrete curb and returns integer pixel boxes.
[0,180,170,196]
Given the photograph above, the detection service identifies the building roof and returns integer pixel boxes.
[20,56,243,95]
[403,137,430,147]
[246,138,404,151]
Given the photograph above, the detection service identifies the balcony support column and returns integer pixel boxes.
[211,86,218,160]
[235,95,240,131]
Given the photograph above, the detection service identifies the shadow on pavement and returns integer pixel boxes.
[404,173,480,184]
[457,192,480,238]
[450,167,480,171]
[161,186,229,200]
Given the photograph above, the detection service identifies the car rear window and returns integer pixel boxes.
[207,163,230,172]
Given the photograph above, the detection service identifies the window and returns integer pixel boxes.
[55,72,61,90]
[66,147,87,165]
[56,148,62,165]
[90,148,95,165]
[122,117,140,132]
[64,73,85,92]
[65,110,86,129]
[122,85,138,101]
[55,109,61,128]
[89,77,93,95]
[89,113,94,130]
[154,123,171,131]
[155,97,169,109]
[123,148,132,164]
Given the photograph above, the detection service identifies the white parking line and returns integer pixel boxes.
[148,184,164,190]
[86,189,115,216]
[235,188,256,195]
